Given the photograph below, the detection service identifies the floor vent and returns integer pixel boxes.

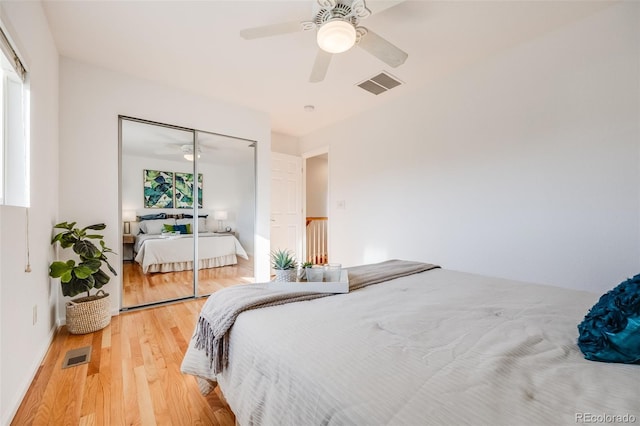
[357,71,403,95]
[62,346,92,369]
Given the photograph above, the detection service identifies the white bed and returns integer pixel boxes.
[134,232,248,273]
[182,265,640,425]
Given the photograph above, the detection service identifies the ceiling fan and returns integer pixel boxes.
[155,144,215,161]
[240,0,408,83]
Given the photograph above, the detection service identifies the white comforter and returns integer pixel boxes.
[182,268,640,426]
[134,233,248,273]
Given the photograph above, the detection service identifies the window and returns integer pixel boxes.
[0,23,28,207]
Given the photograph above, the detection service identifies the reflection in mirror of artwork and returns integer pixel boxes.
[174,172,203,208]
[120,117,256,309]
[143,170,174,208]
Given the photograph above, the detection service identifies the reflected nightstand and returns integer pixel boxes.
[215,231,238,239]
[123,234,135,262]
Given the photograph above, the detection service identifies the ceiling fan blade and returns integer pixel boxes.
[240,21,303,40]
[155,150,172,155]
[317,0,337,9]
[357,28,408,68]
[309,50,333,83]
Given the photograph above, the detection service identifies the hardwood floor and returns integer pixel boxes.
[11,299,235,425]
[123,256,254,307]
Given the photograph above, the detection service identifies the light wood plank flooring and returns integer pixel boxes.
[123,256,254,307]
[11,299,235,425]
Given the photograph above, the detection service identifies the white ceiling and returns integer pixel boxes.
[42,0,614,137]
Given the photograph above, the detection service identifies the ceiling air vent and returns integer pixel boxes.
[357,71,403,95]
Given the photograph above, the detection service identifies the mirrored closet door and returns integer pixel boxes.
[120,116,256,310]
[195,131,256,297]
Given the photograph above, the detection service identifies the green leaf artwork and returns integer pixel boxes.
[144,170,174,208]
[175,172,203,208]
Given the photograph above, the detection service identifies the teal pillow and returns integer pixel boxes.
[163,223,191,234]
[174,224,188,234]
[577,274,640,363]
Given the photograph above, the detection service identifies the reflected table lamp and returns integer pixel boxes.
[123,210,136,234]
[214,210,228,232]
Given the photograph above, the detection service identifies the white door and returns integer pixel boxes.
[271,153,303,263]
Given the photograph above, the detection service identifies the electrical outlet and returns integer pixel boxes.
[33,305,37,325]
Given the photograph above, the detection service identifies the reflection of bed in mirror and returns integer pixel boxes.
[134,222,248,273]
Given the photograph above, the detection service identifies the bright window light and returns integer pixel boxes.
[0,24,28,207]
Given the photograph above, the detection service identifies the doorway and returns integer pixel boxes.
[270,152,303,263]
[270,149,330,267]
[304,151,329,265]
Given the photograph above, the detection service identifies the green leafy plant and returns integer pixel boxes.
[298,261,314,280]
[49,222,117,298]
[271,248,298,270]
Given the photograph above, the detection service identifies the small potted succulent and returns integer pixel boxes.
[271,248,298,282]
[298,261,313,281]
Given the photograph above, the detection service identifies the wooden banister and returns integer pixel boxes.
[306,216,328,226]
[306,217,328,264]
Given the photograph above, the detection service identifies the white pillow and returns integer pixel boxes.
[177,217,207,232]
[139,218,176,235]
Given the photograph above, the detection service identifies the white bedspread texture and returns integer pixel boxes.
[182,268,640,426]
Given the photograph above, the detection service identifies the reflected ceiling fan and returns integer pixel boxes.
[155,144,215,161]
[240,0,408,83]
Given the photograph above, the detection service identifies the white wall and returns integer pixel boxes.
[0,1,59,424]
[235,154,257,255]
[59,58,271,322]
[272,132,300,156]
[306,154,328,217]
[300,2,640,294]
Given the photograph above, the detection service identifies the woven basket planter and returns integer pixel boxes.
[65,290,111,335]
[274,269,297,283]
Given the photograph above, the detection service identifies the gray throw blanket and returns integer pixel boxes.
[194,259,440,374]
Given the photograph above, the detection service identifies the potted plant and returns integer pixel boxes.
[298,261,313,281]
[271,248,298,282]
[49,222,117,334]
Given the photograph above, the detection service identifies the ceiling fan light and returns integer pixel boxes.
[317,20,356,54]
[183,153,201,161]
[182,145,201,161]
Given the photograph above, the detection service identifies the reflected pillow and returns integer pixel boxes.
[177,217,207,232]
[577,274,640,363]
[139,218,176,235]
[138,212,167,221]
[163,223,192,234]
[175,224,189,234]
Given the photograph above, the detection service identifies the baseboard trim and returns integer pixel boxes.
[2,324,58,425]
